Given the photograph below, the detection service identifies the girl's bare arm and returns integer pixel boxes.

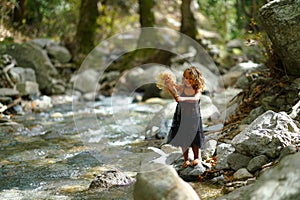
[166,82,183,100]
[176,90,201,102]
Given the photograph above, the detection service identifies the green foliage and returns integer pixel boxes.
[0,37,14,55]
[0,0,14,25]
[197,0,268,43]
[23,0,80,38]
[25,0,77,21]
[197,0,240,40]
[1,0,268,58]
[95,0,139,41]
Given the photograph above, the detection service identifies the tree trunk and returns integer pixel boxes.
[138,0,155,27]
[24,0,43,29]
[138,0,156,47]
[108,0,173,72]
[180,0,197,39]
[73,0,99,64]
[12,0,26,27]
[137,0,172,67]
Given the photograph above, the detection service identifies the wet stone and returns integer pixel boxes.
[247,155,269,173]
[227,153,251,171]
[0,88,19,97]
[89,169,135,189]
[0,96,13,104]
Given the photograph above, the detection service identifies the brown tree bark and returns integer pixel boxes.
[138,0,156,47]
[138,0,155,27]
[180,0,197,39]
[137,0,172,66]
[12,0,26,27]
[73,0,99,64]
[108,0,172,72]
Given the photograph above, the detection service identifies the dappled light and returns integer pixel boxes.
[1,0,300,199]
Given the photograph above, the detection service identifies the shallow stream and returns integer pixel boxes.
[0,96,222,199]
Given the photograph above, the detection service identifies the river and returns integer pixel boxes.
[0,95,222,199]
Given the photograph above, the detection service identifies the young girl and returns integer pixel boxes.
[163,66,205,168]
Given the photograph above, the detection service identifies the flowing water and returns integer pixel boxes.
[0,96,222,200]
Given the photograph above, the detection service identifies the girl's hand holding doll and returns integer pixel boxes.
[164,76,174,89]
[175,95,182,102]
[156,71,179,98]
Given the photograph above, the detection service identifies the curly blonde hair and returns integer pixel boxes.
[156,70,176,90]
[184,66,205,92]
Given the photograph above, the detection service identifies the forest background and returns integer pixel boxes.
[0,0,269,67]
[1,1,300,199]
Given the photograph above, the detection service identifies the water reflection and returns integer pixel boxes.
[0,96,222,199]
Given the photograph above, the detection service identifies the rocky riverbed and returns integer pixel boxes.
[1,86,299,200]
[1,2,300,196]
[0,94,226,199]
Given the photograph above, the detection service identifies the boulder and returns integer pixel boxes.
[217,152,300,200]
[231,110,300,158]
[46,43,72,63]
[259,0,300,76]
[247,155,269,173]
[145,101,177,139]
[7,42,65,94]
[70,69,100,93]
[200,95,221,123]
[0,88,19,97]
[202,139,217,159]
[9,67,36,83]
[227,153,251,171]
[134,164,200,200]
[30,38,54,48]
[89,169,135,189]
[215,143,235,170]
[233,168,253,181]
[16,81,40,96]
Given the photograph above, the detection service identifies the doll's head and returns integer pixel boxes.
[156,70,176,89]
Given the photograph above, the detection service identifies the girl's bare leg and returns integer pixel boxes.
[182,147,190,168]
[192,145,199,159]
[192,145,200,166]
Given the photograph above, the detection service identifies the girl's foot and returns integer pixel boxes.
[192,159,200,166]
[182,160,190,168]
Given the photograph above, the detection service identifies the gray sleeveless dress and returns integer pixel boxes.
[166,92,205,149]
